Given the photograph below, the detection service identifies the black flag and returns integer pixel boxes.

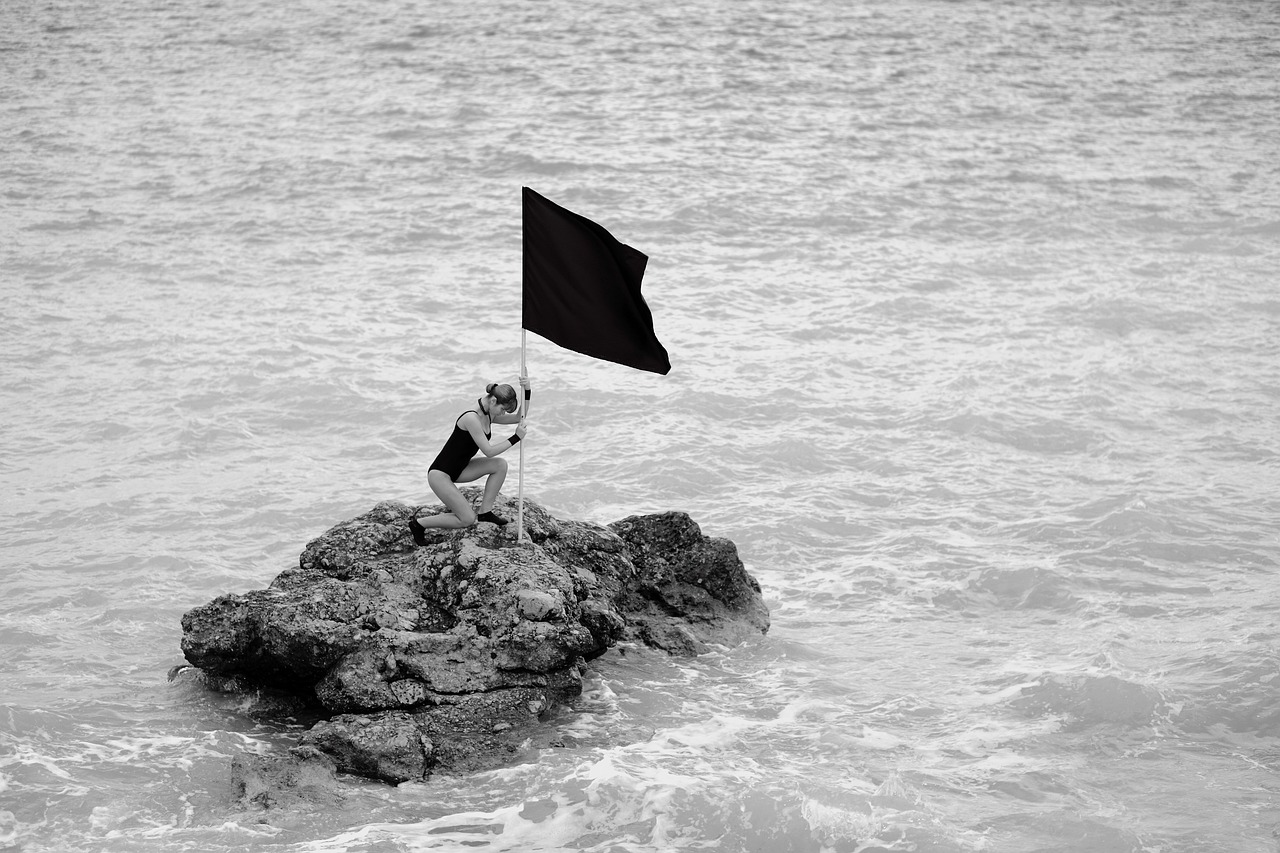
[522,187,671,375]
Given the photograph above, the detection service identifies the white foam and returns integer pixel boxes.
[0,742,75,781]
[306,731,774,853]
[963,679,1043,706]
[846,726,906,751]
[801,798,884,848]
[0,811,17,847]
[775,697,845,724]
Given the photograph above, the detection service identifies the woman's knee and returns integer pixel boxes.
[493,457,508,475]
[457,506,478,526]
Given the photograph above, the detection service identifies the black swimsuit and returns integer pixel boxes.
[429,410,490,481]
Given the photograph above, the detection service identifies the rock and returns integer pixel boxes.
[609,511,771,652]
[181,495,767,784]
[230,746,341,810]
[298,711,432,785]
[168,663,321,723]
[516,589,563,621]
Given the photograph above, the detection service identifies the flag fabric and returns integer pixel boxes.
[522,186,671,375]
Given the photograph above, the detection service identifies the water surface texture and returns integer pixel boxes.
[3,0,1279,850]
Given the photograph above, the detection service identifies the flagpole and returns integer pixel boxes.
[517,327,527,543]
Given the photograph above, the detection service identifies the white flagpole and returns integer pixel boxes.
[517,328,527,543]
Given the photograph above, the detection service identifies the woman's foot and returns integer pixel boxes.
[476,510,508,527]
[409,516,426,545]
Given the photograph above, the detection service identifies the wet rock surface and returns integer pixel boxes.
[180,496,768,784]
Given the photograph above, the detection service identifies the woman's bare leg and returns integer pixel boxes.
[417,469,477,529]
[459,457,508,514]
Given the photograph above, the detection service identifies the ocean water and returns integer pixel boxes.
[3,0,1279,850]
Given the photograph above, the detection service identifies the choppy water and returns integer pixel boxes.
[3,0,1280,850]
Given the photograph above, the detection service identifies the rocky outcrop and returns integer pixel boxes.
[180,496,768,784]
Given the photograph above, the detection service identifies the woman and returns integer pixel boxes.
[409,377,530,543]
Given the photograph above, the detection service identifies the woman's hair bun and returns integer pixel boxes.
[486,383,518,411]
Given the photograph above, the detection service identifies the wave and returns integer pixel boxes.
[934,565,1083,612]
[1010,674,1165,730]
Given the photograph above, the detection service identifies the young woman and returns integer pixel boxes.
[409,377,530,543]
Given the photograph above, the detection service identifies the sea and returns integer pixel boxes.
[2,0,1278,850]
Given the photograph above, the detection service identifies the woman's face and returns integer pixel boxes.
[491,393,518,415]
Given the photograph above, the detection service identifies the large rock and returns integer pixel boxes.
[609,511,770,655]
[180,496,768,784]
